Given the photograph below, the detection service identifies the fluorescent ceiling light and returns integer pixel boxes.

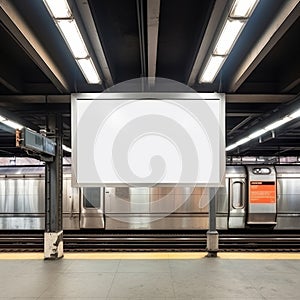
[226,107,300,152]
[43,1,102,85]
[77,58,101,84]
[199,1,259,84]
[235,137,250,146]
[43,0,72,18]
[264,116,291,131]
[226,144,238,151]
[199,56,225,83]
[248,129,266,139]
[56,19,88,58]
[0,115,23,130]
[62,145,72,153]
[213,19,245,55]
[230,0,259,18]
[4,120,23,130]
[289,108,300,119]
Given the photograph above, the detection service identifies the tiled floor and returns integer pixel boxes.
[0,253,300,299]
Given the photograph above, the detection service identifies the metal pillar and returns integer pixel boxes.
[206,187,219,257]
[44,115,63,259]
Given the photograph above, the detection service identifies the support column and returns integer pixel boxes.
[206,187,219,257]
[44,115,63,259]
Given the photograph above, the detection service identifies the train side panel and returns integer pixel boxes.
[0,166,81,230]
[0,168,45,229]
[104,187,210,230]
[1,165,300,231]
[275,166,300,229]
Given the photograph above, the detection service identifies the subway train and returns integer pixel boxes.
[0,165,300,230]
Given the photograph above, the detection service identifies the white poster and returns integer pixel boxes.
[72,93,225,186]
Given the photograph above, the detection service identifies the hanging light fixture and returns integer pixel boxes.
[199,0,260,83]
[43,0,101,84]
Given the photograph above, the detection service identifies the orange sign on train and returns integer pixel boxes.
[249,181,276,204]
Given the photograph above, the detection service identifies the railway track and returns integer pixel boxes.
[1,232,300,252]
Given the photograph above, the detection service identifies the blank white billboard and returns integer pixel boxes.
[72,93,225,186]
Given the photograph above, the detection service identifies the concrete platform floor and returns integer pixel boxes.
[0,252,300,299]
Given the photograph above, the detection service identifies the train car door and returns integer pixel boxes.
[246,166,277,226]
[80,187,104,228]
[228,166,246,229]
[63,174,80,229]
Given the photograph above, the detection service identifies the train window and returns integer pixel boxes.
[83,188,101,208]
[252,167,271,175]
[232,182,243,209]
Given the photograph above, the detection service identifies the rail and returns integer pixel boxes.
[1,232,300,252]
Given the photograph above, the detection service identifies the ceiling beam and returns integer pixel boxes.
[74,0,113,87]
[228,0,300,92]
[147,0,160,81]
[0,0,69,93]
[228,116,253,135]
[0,95,70,104]
[226,94,295,103]
[1,94,289,105]
[187,0,231,86]
[1,103,70,113]
[227,113,260,117]
[280,78,300,93]
[136,0,147,77]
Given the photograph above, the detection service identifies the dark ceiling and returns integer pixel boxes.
[0,0,299,158]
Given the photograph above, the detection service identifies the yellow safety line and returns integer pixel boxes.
[0,253,43,259]
[218,252,300,260]
[63,252,206,260]
[1,252,300,260]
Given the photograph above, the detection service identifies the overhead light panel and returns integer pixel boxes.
[43,0,72,18]
[226,106,300,152]
[56,19,88,58]
[199,56,225,83]
[199,0,259,83]
[77,58,101,84]
[43,0,101,84]
[214,19,245,55]
[0,115,23,130]
[230,0,259,18]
